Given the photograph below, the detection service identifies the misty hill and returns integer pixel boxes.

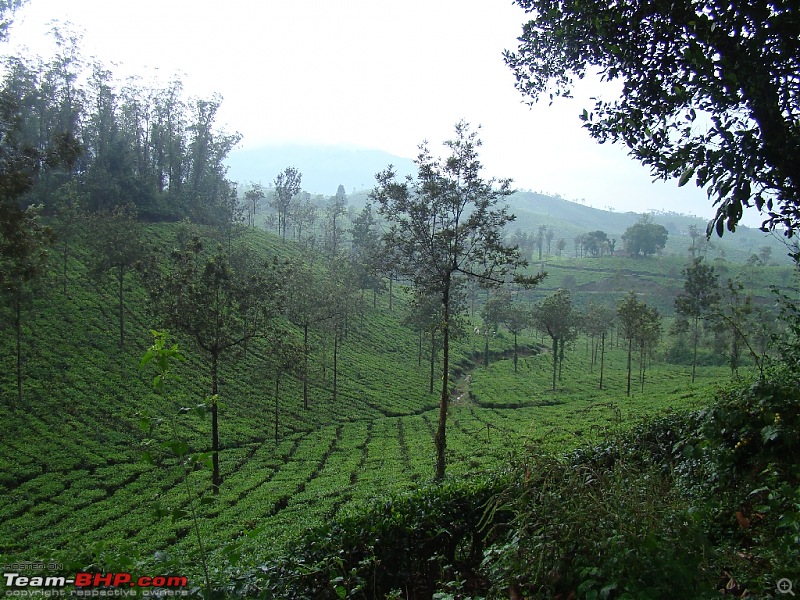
[351,187,791,265]
[506,191,791,263]
[227,145,790,264]
[225,144,416,195]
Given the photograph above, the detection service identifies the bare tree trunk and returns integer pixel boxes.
[211,349,221,494]
[435,276,451,481]
[691,317,698,383]
[640,343,646,393]
[118,266,125,349]
[429,330,436,394]
[599,331,606,390]
[303,323,309,410]
[626,338,633,397]
[513,332,518,373]
[15,290,22,406]
[63,242,68,295]
[333,323,339,403]
[274,373,280,445]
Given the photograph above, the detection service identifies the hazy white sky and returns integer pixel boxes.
[8,0,747,224]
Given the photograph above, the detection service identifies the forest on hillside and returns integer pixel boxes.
[2,0,800,598]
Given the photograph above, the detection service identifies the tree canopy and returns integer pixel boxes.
[622,215,668,256]
[506,0,800,236]
[372,121,541,479]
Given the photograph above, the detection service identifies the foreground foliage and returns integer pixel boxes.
[234,364,799,599]
[506,0,800,235]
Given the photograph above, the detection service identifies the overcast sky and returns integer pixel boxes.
[8,0,755,225]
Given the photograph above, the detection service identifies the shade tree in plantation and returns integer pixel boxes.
[262,326,304,446]
[617,291,660,396]
[534,225,547,260]
[404,286,447,394]
[285,253,335,410]
[243,183,264,228]
[622,216,669,257]
[482,290,531,372]
[712,278,755,377]
[373,121,542,480]
[617,291,643,396]
[688,225,702,258]
[635,304,662,393]
[480,291,509,368]
[582,302,615,389]
[289,192,319,243]
[321,260,357,404]
[503,303,531,373]
[583,230,610,257]
[145,237,284,493]
[1,206,53,406]
[88,204,144,349]
[675,257,720,383]
[532,288,574,392]
[272,166,302,242]
[506,0,800,235]
[52,180,85,295]
[349,203,385,309]
[545,227,554,256]
[324,185,348,256]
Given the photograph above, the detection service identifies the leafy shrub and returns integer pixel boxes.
[243,476,510,599]
[481,452,716,599]
[696,366,800,590]
[482,366,800,599]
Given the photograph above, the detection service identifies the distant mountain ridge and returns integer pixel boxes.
[227,144,788,264]
[225,144,416,195]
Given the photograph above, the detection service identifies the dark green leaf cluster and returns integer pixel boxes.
[621,215,669,256]
[244,476,509,599]
[507,0,800,235]
[372,122,525,291]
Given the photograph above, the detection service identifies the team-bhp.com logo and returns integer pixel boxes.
[3,571,188,597]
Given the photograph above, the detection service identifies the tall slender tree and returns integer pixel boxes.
[285,253,335,410]
[52,179,84,295]
[146,237,284,493]
[89,204,144,349]
[583,302,615,389]
[533,288,573,391]
[617,291,659,396]
[675,257,720,383]
[1,206,53,406]
[272,167,301,242]
[373,121,543,479]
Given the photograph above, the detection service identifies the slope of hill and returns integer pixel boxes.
[0,222,737,584]
[506,191,793,264]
